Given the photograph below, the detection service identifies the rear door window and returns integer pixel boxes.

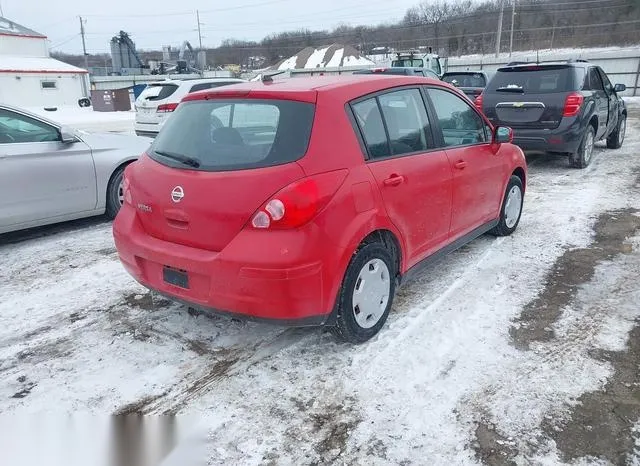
[586,68,605,91]
[427,88,488,147]
[487,66,575,94]
[150,99,314,171]
[189,83,212,93]
[378,89,433,155]
[351,88,433,158]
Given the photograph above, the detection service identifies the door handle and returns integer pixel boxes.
[383,175,405,187]
[454,160,468,170]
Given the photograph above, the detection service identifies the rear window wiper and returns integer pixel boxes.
[153,150,201,168]
[495,86,524,93]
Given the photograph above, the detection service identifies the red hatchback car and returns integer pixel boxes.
[113,75,526,342]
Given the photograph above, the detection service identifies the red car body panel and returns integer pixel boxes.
[113,75,527,325]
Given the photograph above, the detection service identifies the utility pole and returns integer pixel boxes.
[495,0,504,58]
[509,0,516,57]
[79,16,89,71]
[196,10,203,50]
[0,1,5,17]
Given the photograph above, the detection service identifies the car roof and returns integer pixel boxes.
[498,61,590,71]
[182,75,445,104]
[443,70,490,75]
[153,77,245,86]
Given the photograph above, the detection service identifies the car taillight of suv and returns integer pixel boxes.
[562,92,584,117]
[157,103,179,113]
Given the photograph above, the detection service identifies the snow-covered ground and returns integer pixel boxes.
[1,117,640,465]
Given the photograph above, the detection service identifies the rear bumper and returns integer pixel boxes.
[113,205,344,326]
[134,121,161,137]
[508,117,584,154]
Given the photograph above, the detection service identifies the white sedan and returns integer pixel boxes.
[0,104,150,234]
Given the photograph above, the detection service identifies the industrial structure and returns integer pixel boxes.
[110,31,146,75]
[0,16,89,108]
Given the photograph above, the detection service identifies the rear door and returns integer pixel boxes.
[352,88,452,267]
[129,98,315,252]
[425,87,506,240]
[483,65,577,130]
[0,109,95,229]
[585,67,609,138]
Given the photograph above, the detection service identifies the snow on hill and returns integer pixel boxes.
[275,44,374,70]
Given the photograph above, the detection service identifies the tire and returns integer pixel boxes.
[606,114,626,149]
[489,175,524,237]
[569,125,595,169]
[106,166,126,219]
[330,242,397,343]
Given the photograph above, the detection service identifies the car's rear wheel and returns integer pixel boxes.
[606,114,626,149]
[331,242,396,343]
[106,166,126,219]
[489,175,524,237]
[569,125,595,169]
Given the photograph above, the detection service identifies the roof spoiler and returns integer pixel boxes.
[505,58,589,67]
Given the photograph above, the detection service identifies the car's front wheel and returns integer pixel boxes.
[331,242,397,343]
[606,114,626,149]
[106,165,126,219]
[489,175,524,237]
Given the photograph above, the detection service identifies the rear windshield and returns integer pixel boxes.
[149,99,315,171]
[442,73,486,87]
[392,59,423,67]
[487,66,576,94]
[138,84,179,101]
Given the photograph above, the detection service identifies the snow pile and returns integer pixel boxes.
[276,44,374,70]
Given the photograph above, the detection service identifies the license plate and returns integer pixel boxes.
[163,267,189,289]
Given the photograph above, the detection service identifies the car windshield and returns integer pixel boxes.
[442,73,487,88]
[149,99,315,171]
[487,66,576,94]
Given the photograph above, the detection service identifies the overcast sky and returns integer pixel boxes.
[1,0,421,54]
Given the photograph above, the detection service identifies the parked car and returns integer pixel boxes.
[353,67,440,79]
[0,105,150,234]
[477,60,627,168]
[441,70,494,101]
[134,78,245,137]
[114,75,527,342]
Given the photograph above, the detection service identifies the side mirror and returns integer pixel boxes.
[614,83,626,93]
[494,126,513,144]
[60,126,77,144]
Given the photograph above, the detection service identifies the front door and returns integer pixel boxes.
[597,67,621,135]
[0,108,96,230]
[351,88,453,268]
[425,87,506,241]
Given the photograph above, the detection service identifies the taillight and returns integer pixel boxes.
[475,93,484,113]
[563,92,584,117]
[156,102,178,113]
[251,170,348,230]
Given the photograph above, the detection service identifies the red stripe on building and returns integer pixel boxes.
[0,32,47,39]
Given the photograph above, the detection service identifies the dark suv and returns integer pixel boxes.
[478,60,627,168]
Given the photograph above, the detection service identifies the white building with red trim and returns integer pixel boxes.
[0,17,89,107]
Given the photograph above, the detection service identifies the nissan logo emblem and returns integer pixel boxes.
[171,186,184,203]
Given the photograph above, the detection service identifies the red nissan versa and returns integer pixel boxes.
[113,75,527,343]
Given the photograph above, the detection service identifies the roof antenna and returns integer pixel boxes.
[261,70,286,83]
